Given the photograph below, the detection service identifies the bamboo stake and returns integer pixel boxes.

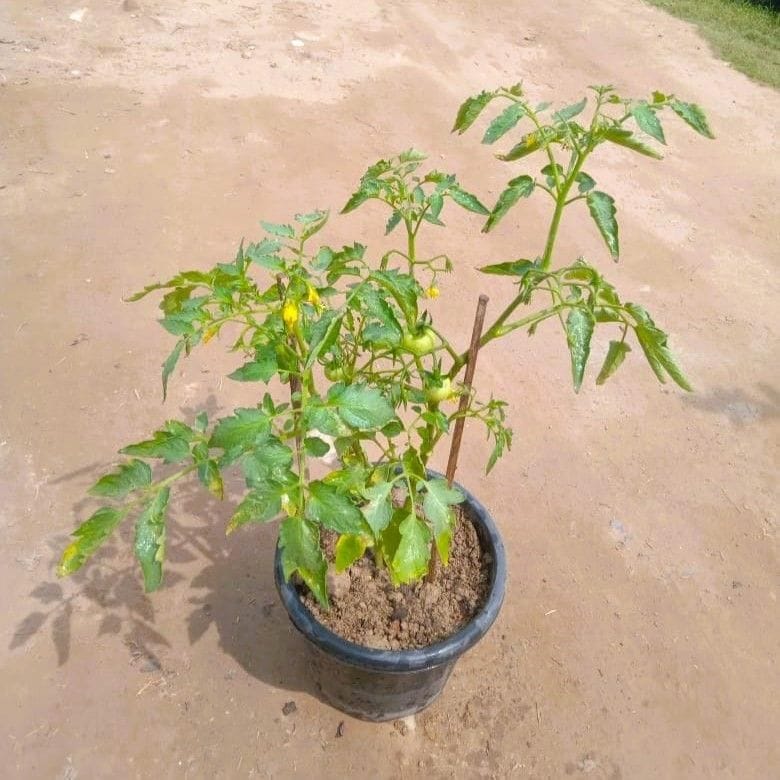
[445,294,489,486]
[427,293,489,583]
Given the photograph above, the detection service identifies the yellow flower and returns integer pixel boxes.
[426,285,440,299]
[306,284,321,306]
[282,300,299,331]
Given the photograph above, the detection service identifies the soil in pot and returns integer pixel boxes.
[300,506,490,650]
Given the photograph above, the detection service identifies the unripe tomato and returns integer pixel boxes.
[402,327,436,356]
[425,377,456,404]
[324,364,345,382]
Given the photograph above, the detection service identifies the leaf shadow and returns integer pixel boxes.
[11,420,313,695]
[12,530,172,668]
[681,383,780,426]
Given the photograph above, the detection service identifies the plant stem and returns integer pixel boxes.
[447,146,590,378]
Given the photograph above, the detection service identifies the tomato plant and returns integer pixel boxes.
[58,84,713,607]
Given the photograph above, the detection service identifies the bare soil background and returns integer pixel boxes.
[1,1,778,777]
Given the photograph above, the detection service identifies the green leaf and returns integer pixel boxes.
[369,270,419,323]
[391,513,431,584]
[120,425,191,464]
[58,507,128,576]
[452,91,496,134]
[422,479,464,527]
[596,341,631,385]
[260,220,295,238]
[333,384,396,430]
[194,411,208,432]
[341,179,381,214]
[422,479,463,565]
[246,238,284,271]
[486,424,512,474]
[670,100,714,139]
[361,481,394,537]
[160,309,201,337]
[627,304,692,391]
[482,175,535,233]
[498,128,560,161]
[227,486,282,533]
[335,534,369,572]
[541,162,563,188]
[324,466,369,494]
[601,127,663,159]
[228,344,278,383]
[313,246,334,271]
[482,102,525,144]
[478,259,535,277]
[565,307,595,393]
[278,516,329,608]
[402,448,425,480]
[197,459,224,499]
[306,481,368,535]
[241,435,294,484]
[304,402,348,437]
[586,191,619,260]
[631,102,666,145]
[161,340,184,401]
[448,185,490,215]
[399,147,427,164]
[134,488,170,592]
[385,210,403,235]
[426,192,444,222]
[209,408,270,455]
[356,286,402,346]
[575,171,596,194]
[298,209,329,241]
[89,459,151,500]
[305,310,343,369]
[553,97,587,123]
[304,436,331,458]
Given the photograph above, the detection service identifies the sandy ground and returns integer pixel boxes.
[1,1,778,777]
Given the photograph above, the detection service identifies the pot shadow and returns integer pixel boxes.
[178,483,314,696]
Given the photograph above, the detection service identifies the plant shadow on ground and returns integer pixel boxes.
[680,382,779,426]
[9,396,314,698]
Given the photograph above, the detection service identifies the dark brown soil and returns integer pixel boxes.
[301,508,490,650]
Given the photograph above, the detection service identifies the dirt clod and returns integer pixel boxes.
[326,568,351,599]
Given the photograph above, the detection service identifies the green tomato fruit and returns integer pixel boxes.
[402,328,436,356]
[425,377,455,404]
[324,364,345,382]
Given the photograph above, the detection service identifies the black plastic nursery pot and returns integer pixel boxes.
[274,476,507,722]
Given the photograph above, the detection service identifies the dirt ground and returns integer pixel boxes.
[1,1,778,777]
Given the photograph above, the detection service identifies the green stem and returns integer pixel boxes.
[448,145,591,378]
[405,219,416,273]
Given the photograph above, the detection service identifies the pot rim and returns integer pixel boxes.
[274,471,506,673]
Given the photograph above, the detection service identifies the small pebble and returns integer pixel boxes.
[282,700,297,716]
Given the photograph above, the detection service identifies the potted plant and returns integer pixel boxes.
[58,82,713,721]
